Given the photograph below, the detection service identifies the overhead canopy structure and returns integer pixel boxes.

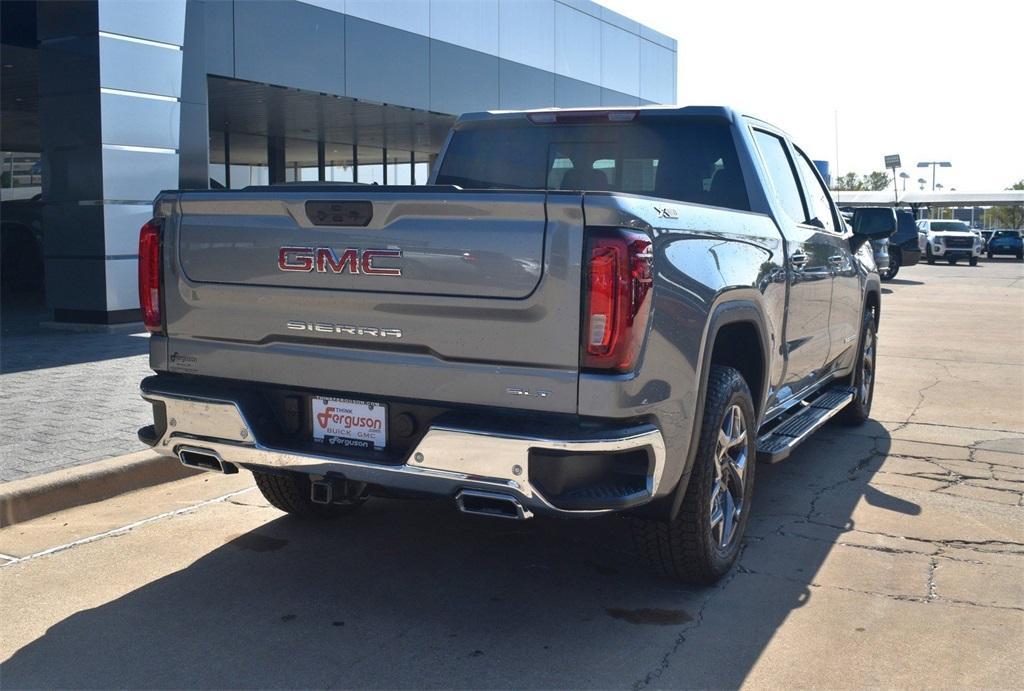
[833,190,1024,208]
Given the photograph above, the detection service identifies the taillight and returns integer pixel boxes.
[138,219,163,333]
[582,229,653,372]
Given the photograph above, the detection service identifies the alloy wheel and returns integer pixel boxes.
[860,327,875,404]
[710,404,748,550]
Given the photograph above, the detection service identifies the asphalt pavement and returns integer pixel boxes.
[1,258,1022,688]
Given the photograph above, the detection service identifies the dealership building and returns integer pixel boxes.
[0,0,677,325]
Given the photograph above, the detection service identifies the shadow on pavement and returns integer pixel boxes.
[2,423,897,689]
[0,298,147,374]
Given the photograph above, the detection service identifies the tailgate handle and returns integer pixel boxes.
[305,201,373,227]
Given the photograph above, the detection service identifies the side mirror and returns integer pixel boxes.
[852,207,897,239]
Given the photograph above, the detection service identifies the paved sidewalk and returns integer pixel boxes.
[0,301,151,482]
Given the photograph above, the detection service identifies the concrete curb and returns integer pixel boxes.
[0,451,200,528]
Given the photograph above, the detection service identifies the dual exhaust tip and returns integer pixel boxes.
[178,447,531,520]
[177,447,238,475]
[456,490,533,520]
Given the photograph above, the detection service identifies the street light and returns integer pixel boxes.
[899,171,910,191]
[917,177,927,191]
[917,160,952,191]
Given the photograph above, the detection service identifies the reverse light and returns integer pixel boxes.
[138,219,163,333]
[582,229,653,372]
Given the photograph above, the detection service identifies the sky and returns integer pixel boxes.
[600,0,1023,191]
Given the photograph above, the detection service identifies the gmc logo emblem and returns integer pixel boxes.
[278,247,402,276]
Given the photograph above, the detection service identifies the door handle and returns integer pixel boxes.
[828,255,845,265]
[790,251,808,269]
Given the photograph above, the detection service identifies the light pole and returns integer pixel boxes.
[917,177,927,191]
[917,160,951,191]
[899,171,910,191]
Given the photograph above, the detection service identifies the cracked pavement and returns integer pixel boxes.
[1,260,1022,688]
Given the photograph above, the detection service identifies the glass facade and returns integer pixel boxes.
[4,0,677,323]
[208,125,437,188]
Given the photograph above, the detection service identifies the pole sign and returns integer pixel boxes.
[885,155,901,205]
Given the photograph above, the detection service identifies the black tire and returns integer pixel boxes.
[630,366,756,585]
[1017,252,1023,261]
[838,310,876,426]
[969,257,978,266]
[947,256,957,265]
[881,252,900,281]
[926,245,935,264]
[253,470,366,518]
[988,252,993,259]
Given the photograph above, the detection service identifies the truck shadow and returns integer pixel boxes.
[2,423,897,689]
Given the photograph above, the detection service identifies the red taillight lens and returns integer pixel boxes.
[582,230,653,372]
[138,219,162,333]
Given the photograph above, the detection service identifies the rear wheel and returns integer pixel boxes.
[988,252,994,259]
[969,257,978,266]
[881,251,900,280]
[253,470,366,518]
[630,366,756,585]
[838,310,876,426]
[1017,251,1023,261]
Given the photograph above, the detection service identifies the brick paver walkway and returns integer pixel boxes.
[0,302,152,482]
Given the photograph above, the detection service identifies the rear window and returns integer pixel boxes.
[435,116,750,211]
[994,230,1021,238]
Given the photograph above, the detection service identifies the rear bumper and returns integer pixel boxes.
[139,382,667,517]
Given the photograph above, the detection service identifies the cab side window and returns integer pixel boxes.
[793,148,838,233]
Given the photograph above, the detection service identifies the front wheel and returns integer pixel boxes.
[926,245,936,264]
[969,257,978,266]
[838,311,876,426]
[630,366,756,585]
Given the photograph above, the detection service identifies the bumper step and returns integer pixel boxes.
[756,386,855,463]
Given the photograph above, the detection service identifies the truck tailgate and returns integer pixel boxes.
[159,189,585,413]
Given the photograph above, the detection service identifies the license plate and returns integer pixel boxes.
[311,397,387,450]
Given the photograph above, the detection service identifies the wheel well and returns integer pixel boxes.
[709,321,765,415]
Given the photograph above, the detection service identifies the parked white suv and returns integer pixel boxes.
[918,219,982,265]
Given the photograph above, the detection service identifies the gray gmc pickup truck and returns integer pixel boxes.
[138,106,892,584]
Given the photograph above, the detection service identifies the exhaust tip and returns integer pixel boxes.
[177,447,237,474]
[455,490,532,520]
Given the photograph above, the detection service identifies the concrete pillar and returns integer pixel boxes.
[37,0,188,324]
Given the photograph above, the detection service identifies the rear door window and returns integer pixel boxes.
[751,129,806,223]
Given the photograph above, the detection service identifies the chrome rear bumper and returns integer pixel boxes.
[141,386,666,516]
